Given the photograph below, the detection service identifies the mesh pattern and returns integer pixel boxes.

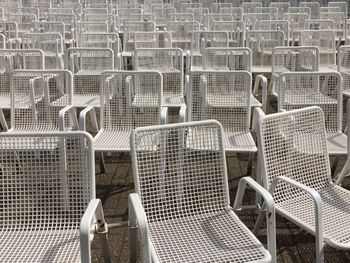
[22,33,63,69]
[258,20,289,42]
[300,2,320,19]
[11,70,72,132]
[320,12,345,39]
[306,19,334,30]
[203,13,233,30]
[283,13,308,41]
[8,14,37,37]
[300,30,336,67]
[169,13,194,22]
[0,132,93,262]
[134,32,172,49]
[180,3,202,13]
[134,48,183,107]
[46,14,76,42]
[166,21,200,51]
[132,121,268,262]
[242,2,262,13]
[203,47,251,71]
[218,7,243,21]
[0,49,44,109]
[188,71,256,152]
[95,71,162,151]
[122,21,155,53]
[270,2,290,20]
[67,48,114,107]
[277,72,342,134]
[211,3,232,13]
[152,7,176,26]
[255,7,278,20]
[246,30,285,68]
[338,45,350,95]
[213,21,244,47]
[33,22,65,38]
[0,22,18,48]
[243,13,271,30]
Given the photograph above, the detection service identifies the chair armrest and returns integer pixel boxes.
[270,175,323,261]
[59,105,79,131]
[251,107,265,133]
[161,106,168,125]
[179,103,187,123]
[116,52,123,70]
[79,106,99,132]
[253,74,268,113]
[129,193,151,263]
[233,177,276,263]
[185,50,191,74]
[80,199,110,263]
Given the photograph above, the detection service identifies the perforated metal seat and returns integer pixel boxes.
[134,48,184,107]
[129,120,274,263]
[338,45,350,97]
[257,106,350,262]
[277,72,346,155]
[0,132,108,262]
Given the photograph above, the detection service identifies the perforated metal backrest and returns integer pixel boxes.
[116,8,142,27]
[258,107,331,193]
[166,21,200,51]
[255,7,278,20]
[306,19,334,30]
[134,31,172,49]
[242,2,262,13]
[204,13,233,30]
[152,6,176,26]
[258,20,289,41]
[131,120,229,223]
[270,2,290,20]
[122,21,156,53]
[218,7,243,21]
[0,21,18,45]
[11,70,73,131]
[212,21,244,47]
[328,1,348,19]
[300,2,320,19]
[246,30,285,66]
[169,12,194,22]
[0,131,94,230]
[33,21,65,38]
[0,49,45,102]
[8,14,37,35]
[187,7,209,25]
[188,70,251,133]
[191,31,229,55]
[338,45,350,94]
[277,72,343,133]
[80,33,120,54]
[100,70,162,131]
[180,2,201,13]
[203,47,251,71]
[319,12,345,38]
[300,29,336,66]
[283,13,308,32]
[211,2,232,13]
[244,13,271,30]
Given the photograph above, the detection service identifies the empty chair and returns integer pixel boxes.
[46,13,76,45]
[277,72,346,156]
[320,12,346,42]
[10,69,76,132]
[213,21,245,47]
[67,48,114,107]
[256,106,350,262]
[246,30,285,73]
[129,120,276,262]
[0,49,45,131]
[134,31,172,49]
[152,6,176,28]
[80,70,166,172]
[300,30,336,71]
[0,21,19,48]
[270,2,290,20]
[258,20,290,45]
[22,32,64,69]
[0,131,109,262]
[203,13,233,30]
[169,12,194,22]
[218,6,243,21]
[134,48,184,107]
[7,14,37,38]
[243,13,271,30]
[167,21,200,52]
[300,2,320,19]
[283,13,308,44]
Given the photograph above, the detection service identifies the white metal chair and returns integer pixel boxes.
[0,49,45,131]
[134,31,172,49]
[300,2,320,19]
[0,21,20,48]
[68,47,114,107]
[129,120,276,263]
[283,13,308,44]
[255,7,278,20]
[79,70,166,172]
[242,2,262,13]
[270,2,290,20]
[10,69,77,132]
[243,13,271,31]
[320,12,346,43]
[277,71,346,156]
[0,131,109,263]
[213,21,245,47]
[300,29,336,71]
[245,30,285,73]
[258,20,290,45]
[218,6,243,21]
[134,48,184,107]
[256,106,350,262]
[46,13,76,45]
[22,32,64,69]
[166,21,200,52]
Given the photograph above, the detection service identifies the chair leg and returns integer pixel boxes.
[99,152,106,174]
[246,153,254,176]
[0,109,8,131]
[331,157,339,176]
[253,208,265,235]
[100,233,111,263]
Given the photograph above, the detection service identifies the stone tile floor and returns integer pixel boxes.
[90,152,350,263]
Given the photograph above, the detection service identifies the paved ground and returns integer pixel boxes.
[90,140,350,263]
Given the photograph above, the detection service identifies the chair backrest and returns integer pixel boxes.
[131,120,229,223]
[100,70,162,131]
[134,31,172,49]
[328,1,348,21]
[0,131,94,230]
[169,12,194,22]
[203,13,233,30]
[255,7,278,20]
[244,13,271,30]
[80,32,120,54]
[191,31,229,56]
[166,21,200,51]
[300,2,320,19]
[300,29,336,66]
[218,7,243,21]
[11,69,73,131]
[258,106,331,193]
[277,71,343,133]
[187,70,251,133]
[270,2,290,20]
[203,47,251,71]
[306,19,334,30]
[212,21,245,47]
[242,2,262,13]
[258,20,289,43]
[33,21,65,38]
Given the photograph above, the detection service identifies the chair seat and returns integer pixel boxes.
[132,95,159,107]
[224,130,257,153]
[72,94,100,107]
[276,184,350,250]
[326,132,347,155]
[163,92,184,107]
[205,94,259,108]
[0,229,80,262]
[252,65,272,74]
[284,93,337,106]
[149,209,271,263]
[94,129,131,152]
[0,95,10,109]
